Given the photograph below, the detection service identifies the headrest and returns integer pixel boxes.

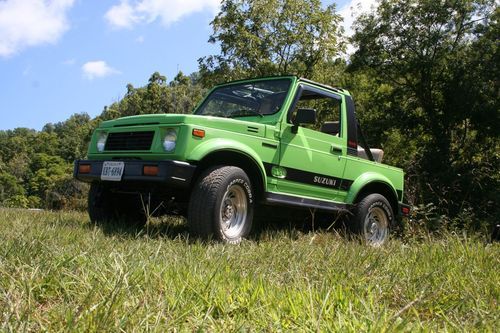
[320,121,340,135]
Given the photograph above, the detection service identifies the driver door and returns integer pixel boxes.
[276,85,349,203]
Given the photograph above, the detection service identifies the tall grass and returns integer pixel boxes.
[0,209,498,332]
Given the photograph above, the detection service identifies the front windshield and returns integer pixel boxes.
[195,79,291,118]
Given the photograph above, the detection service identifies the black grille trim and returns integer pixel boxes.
[105,131,154,151]
[113,122,160,127]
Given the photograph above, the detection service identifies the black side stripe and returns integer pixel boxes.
[263,162,353,191]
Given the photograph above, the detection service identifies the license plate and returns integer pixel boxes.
[101,161,124,181]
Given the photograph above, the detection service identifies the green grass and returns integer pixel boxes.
[0,209,498,332]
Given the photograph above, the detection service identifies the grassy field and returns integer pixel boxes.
[0,208,498,332]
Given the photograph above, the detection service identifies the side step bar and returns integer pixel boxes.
[263,192,351,213]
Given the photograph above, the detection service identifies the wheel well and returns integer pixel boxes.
[354,182,398,214]
[191,150,265,199]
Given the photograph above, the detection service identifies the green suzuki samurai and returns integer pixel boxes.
[74,76,409,245]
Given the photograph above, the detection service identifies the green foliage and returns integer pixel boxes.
[101,71,207,119]
[349,0,499,226]
[0,71,206,210]
[3,195,29,208]
[0,172,25,202]
[46,177,89,210]
[27,153,71,201]
[0,129,37,175]
[47,113,94,161]
[199,0,344,86]
[0,209,498,331]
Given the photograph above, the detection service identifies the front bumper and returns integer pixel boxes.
[74,159,196,188]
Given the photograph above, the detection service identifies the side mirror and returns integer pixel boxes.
[292,108,316,133]
[294,108,317,125]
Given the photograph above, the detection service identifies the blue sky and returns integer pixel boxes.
[0,0,374,131]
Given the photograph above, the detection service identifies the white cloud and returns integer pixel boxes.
[104,0,139,29]
[338,0,378,54]
[104,0,220,29]
[82,61,120,80]
[0,0,75,58]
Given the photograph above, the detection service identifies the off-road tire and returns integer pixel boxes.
[350,193,393,246]
[188,166,254,244]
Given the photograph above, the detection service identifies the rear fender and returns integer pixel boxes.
[346,172,398,205]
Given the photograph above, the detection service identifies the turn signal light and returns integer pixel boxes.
[79,164,91,174]
[143,165,159,176]
[192,129,205,138]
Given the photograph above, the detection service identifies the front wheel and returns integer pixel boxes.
[188,166,254,244]
[350,193,393,246]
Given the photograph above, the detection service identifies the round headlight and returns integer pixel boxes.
[97,132,107,152]
[163,129,177,152]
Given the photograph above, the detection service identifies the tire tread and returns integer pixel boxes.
[188,166,237,238]
[350,193,393,244]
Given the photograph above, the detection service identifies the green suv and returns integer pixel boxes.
[74,76,409,245]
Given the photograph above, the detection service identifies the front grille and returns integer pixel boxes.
[105,131,154,151]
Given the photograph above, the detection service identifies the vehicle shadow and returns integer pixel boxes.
[86,216,190,240]
[251,207,350,241]
[87,208,350,242]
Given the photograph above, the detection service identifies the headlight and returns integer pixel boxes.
[97,132,107,152]
[163,129,177,152]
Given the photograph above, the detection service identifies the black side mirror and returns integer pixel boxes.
[292,108,316,133]
[294,108,317,125]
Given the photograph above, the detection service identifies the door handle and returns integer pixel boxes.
[330,144,342,154]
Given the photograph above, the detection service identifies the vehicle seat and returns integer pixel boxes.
[320,121,340,136]
[357,146,384,163]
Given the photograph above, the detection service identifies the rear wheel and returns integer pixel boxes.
[188,166,254,244]
[88,183,147,226]
[350,193,393,246]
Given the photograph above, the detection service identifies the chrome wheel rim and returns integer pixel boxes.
[364,206,389,245]
[219,184,247,238]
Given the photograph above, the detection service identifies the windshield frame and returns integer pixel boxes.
[194,77,294,119]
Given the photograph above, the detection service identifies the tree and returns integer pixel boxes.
[27,153,71,204]
[50,113,94,162]
[0,128,35,162]
[166,71,207,114]
[0,71,208,210]
[101,71,207,119]
[0,172,25,204]
[349,0,499,225]
[199,0,344,85]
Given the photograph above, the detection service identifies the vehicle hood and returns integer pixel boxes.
[99,113,272,132]
[100,114,192,128]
